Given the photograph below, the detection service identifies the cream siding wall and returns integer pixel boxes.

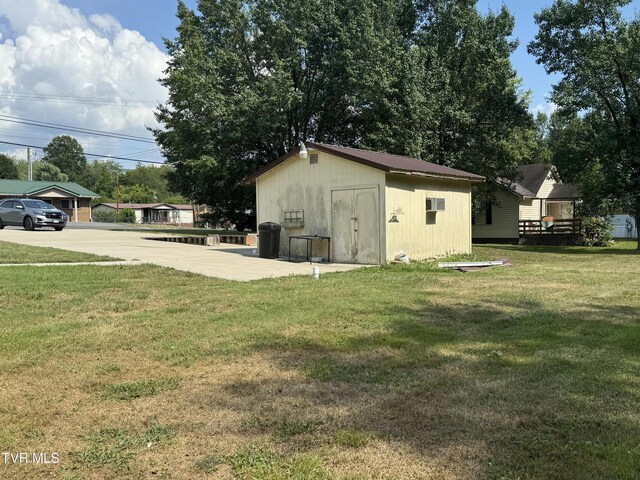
[519,198,542,220]
[472,189,519,239]
[537,174,557,199]
[256,150,386,260]
[385,175,473,260]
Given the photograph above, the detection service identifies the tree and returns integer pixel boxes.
[0,153,19,179]
[33,162,68,182]
[81,160,123,200]
[120,164,185,203]
[42,135,87,183]
[155,0,533,219]
[116,184,157,203]
[529,0,640,248]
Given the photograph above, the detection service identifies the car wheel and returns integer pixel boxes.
[0,218,4,229]
[23,216,35,231]
[54,226,64,231]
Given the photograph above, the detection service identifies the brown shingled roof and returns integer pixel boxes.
[244,142,484,183]
[548,183,579,200]
[96,203,193,210]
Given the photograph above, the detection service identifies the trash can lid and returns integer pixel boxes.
[259,222,281,230]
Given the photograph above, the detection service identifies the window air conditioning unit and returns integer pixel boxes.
[426,197,446,212]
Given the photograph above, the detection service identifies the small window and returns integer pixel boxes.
[284,210,304,223]
[473,204,493,225]
[426,197,446,212]
[61,199,72,209]
[310,153,318,165]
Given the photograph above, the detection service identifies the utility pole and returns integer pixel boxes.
[27,148,32,181]
[115,171,120,223]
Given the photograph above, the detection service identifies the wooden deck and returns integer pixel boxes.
[519,219,585,246]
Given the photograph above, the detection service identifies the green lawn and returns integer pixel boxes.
[0,241,639,479]
[0,240,118,264]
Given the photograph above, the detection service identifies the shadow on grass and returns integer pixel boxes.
[198,297,640,479]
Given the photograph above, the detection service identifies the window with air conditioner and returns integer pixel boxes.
[426,197,445,212]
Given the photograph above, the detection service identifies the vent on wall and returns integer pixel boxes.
[310,153,318,165]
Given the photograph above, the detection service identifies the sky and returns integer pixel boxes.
[0,0,639,167]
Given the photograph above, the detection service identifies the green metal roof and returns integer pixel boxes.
[0,179,98,197]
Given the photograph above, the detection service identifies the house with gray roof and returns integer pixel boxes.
[473,164,580,243]
[0,179,98,222]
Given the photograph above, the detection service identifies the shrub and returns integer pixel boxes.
[93,208,136,223]
[119,208,136,223]
[581,217,614,246]
[92,210,116,223]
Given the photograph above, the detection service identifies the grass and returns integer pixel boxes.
[100,378,180,401]
[0,240,639,479]
[0,240,117,263]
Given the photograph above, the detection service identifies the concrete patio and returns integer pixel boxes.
[0,226,367,281]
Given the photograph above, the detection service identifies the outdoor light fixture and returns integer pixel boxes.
[299,142,308,159]
[389,207,403,223]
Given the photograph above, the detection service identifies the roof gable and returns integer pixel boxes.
[516,164,555,197]
[245,143,484,183]
[496,165,578,200]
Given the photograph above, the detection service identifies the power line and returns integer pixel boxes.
[0,90,159,107]
[0,140,165,165]
[0,114,157,143]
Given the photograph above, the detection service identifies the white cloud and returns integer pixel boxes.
[531,102,557,117]
[0,0,168,164]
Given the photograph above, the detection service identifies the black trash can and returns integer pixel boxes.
[258,222,282,259]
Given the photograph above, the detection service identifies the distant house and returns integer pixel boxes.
[92,203,194,227]
[245,142,484,264]
[0,179,98,222]
[473,164,579,243]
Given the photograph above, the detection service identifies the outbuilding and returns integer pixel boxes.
[0,179,97,222]
[245,143,484,264]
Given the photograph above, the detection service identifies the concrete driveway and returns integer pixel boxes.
[0,226,367,281]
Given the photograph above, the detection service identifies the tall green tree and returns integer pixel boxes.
[81,160,123,200]
[529,0,640,248]
[120,164,182,202]
[0,153,19,179]
[42,135,88,183]
[33,162,68,182]
[155,0,533,219]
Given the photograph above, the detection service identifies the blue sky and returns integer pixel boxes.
[1,0,639,164]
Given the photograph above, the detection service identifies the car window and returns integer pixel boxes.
[2,200,15,208]
[23,200,56,210]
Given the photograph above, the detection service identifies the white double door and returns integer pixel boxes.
[331,187,380,264]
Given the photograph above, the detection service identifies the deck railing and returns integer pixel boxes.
[519,218,582,235]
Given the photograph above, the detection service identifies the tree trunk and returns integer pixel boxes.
[636,213,640,250]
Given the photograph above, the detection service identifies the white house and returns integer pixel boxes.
[473,164,579,243]
[93,203,194,226]
[245,142,484,264]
